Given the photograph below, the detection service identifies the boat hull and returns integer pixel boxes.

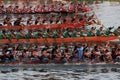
[0,36,118,43]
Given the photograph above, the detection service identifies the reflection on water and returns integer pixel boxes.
[93,1,120,27]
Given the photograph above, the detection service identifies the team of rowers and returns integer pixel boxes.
[0,26,120,40]
[0,1,90,14]
[0,42,120,63]
[0,0,120,64]
[0,12,97,26]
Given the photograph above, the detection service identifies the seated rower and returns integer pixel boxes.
[96,26,104,36]
[42,28,50,38]
[79,27,87,37]
[6,29,12,40]
[51,48,61,62]
[6,5,13,13]
[102,49,113,62]
[51,29,59,38]
[104,27,114,36]
[40,48,50,63]
[14,17,22,26]
[91,49,101,62]
[87,27,96,36]
[27,17,33,26]
[0,30,4,39]
[3,17,12,26]
[0,6,5,13]
[24,29,30,39]
[26,6,33,13]
[83,49,91,62]
[32,29,39,38]
[15,29,24,39]
[21,5,27,13]
[2,29,7,39]
[62,28,69,38]
[113,26,120,36]
[61,49,71,63]
[72,28,77,37]
[13,6,20,13]
[30,50,39,62]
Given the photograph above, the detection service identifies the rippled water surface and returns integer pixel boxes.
[0,69,120,80]
[0,64,120,80]
[93,1,120,27]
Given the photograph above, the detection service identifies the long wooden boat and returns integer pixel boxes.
[0,22,83,29]
[0,36,118,43]
[0,20,98,29]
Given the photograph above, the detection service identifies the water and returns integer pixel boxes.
[93,1,120,27]
[0,64,120,80]
[1,70,120,80]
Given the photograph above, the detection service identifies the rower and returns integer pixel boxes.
[34,4,41,13]
[42,28,49,38]
[52,29,59,38]
[0,29,3,39]
[3,17,12,26]
[14,17,22,26]
[2,29,7,39]
[104,27,114,36]
[87,27,96,36]
[113,26,120,35]
[27,6,33,13]
[24,29,30,39]
[6,5,13,13]
[96,26,104,36]
[62,28,68,38]
[72,28,77,37]
[16,29,24,39]
[13,6,20,13]
[0,6,5,13]
[33,29,39,38]
[21,5,26,13]
[27,16,33,25]
[79,27,87,37]
[35,17,41,25]
[6,29,11,40]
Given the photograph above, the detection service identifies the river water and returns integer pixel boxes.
[0,64,120,80]
[93,1,120,27]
